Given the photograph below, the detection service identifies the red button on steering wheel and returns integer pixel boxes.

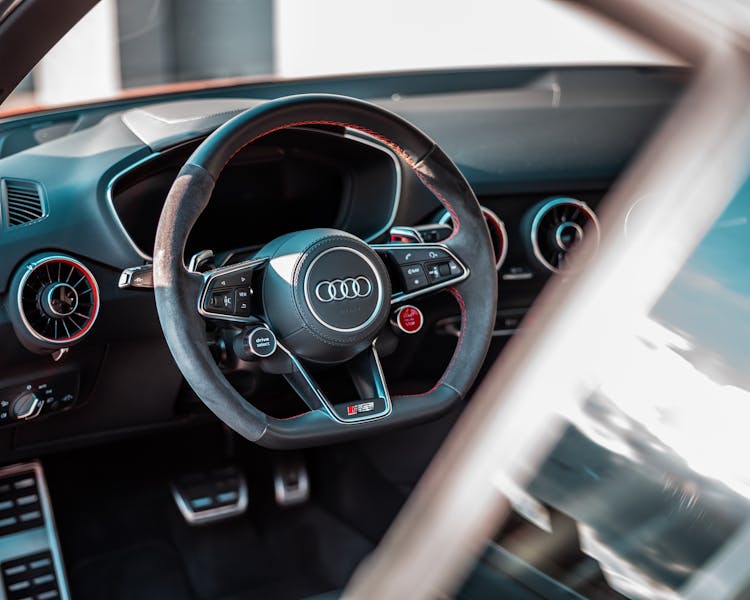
[394,305,423,334]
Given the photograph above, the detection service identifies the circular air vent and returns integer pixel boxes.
[439,206,508,270]
[529,198,600,273]
[17,255,99,345]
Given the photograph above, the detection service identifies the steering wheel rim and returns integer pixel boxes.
[153,93,497,449]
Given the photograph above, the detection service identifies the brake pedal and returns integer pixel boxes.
[171,466,248,525]
[273,455,310,507]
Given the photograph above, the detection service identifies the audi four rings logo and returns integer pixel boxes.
[315,277,373,302]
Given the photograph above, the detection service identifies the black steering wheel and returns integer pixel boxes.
[153,94,497,448]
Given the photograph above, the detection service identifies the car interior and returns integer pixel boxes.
[0,3,693,598]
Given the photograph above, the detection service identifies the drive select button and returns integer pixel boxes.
[247,327,277,358]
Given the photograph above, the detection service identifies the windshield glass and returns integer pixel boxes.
[1,0,674,116]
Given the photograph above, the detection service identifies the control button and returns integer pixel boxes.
[388,247,449,265]
[425,263,441,282]
[392,305,423,334]
[211,275,233,289]
[207,290,235,314]
[226,271,252,287]
[11,392,42,421]
[425,260,462,283]
[400,264,428,291]
[448,260,462,276]
[235,288,252,316]
[212,270,252,290]
[246,327,277,358]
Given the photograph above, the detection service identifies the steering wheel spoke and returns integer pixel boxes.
[371,241,469,304]
[197,257,267,324]
[277,342,392,423]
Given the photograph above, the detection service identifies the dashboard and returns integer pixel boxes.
[0,66,686,456]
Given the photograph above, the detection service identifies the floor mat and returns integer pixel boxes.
[43,427,372,600]
[71,541,192,600]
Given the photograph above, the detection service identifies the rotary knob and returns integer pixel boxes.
[11,391,43,420]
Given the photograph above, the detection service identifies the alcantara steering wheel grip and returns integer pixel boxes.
[153,93,496,449]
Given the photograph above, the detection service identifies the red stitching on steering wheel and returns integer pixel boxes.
[399,286,465,398]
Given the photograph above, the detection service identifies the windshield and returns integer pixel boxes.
[1,0,674,116]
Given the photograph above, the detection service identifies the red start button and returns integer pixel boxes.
[394,305,423,334]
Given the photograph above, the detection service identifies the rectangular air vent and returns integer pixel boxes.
[2,179,46,227]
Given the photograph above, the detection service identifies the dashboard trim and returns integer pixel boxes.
[105,151,162,261]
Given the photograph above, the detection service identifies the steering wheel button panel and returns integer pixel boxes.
[370,243,469,304]
[198,257,266,322]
